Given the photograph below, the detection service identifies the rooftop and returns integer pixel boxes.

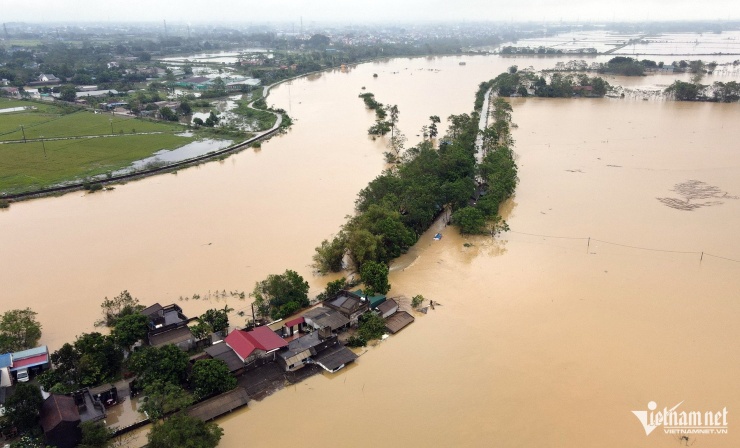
[377,299,399,315]
[205,343,244,373]
[385,311,415,334]
[11,346,48,360]
[303,307,349,331]
[187,387,249,422]
[313,345,358,372]
[0,353,11,368]
[40,394,79,432]
[225,327,287,360]
[149,326,193,347]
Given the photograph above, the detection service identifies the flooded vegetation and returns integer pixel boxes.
[2,31,740,447]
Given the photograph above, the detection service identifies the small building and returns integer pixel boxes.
[1,86,20,98]
[37,74,61,84]
[142,303,194,350]
[323,291,370,326]
[385,311,415,334]
[75,89,119,98]
[281,316,306,338]
[175,76,211,89]
[8,346,50,382]
[277,331,337,372]
[69,388,107,423]
[225,78,261,91]
[302,307,350,332]
[377,299,399,319]
[40,394,81,448]
[224,326,288,369]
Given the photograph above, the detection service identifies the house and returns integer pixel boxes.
[75,89,119,98]
[141,303,194,350]
[224,326,288,369]
[324,291,370,325]
[40,394,81,448]
[69,388,106,423]
[107,61,119,69]
[225,78,261,91]
[302,307,350,332]
[277,330,337,372]
[8,345,50,382]
[187,387,249,422]
[377,299,399,319]
[0,78,9,86]
[37,73,62,84]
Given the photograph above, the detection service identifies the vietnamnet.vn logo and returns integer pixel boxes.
[632,401,728,435]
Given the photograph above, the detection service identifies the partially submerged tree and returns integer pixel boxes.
[99,290,143,327]
[111,313,149,351]
[0,308,42,353]
[147,414,223,448]
[251,270,310,320]
[139,380,193,422]
[359,261,391,295]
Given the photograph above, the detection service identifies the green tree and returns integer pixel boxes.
[139,380,193,421]
[111,313,149,351]
[0,308,42,353]
[428,115,440,139]
[411,295,425,309]
[452,207,487,234]
[316,277,348,302]
[74,332,124,387]
[359,261,391,295]
[59,84,77,102]
[197,308,231,335]
[147,414,223,448]
[79,421,113,448]
[128,345,189,387]
[190,359,236,400]
[99,290,142,327]
[357,312,386,341]
[4,383,43,432]
[251,269,310,320]
[159,106,178,121]
[313,235,346,273]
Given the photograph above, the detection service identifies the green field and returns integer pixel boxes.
[0,99,197,194]
[0,133,194,194]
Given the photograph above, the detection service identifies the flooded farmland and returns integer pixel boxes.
[2,54,740,446]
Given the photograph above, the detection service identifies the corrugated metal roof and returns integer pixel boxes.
[377,299,398,315]
[313,345,357,372]
[11,345,48,360]
[40,394,80,432]
[10,353,48,370]
[225,327,287,360]
[149,326,193,347]
[205,343,244,373]
[385,311,415,334]
[284,316,304,328]
[303,307,349,331]
[187,387,249,422]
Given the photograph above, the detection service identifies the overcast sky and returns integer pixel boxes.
[1,0,739,24]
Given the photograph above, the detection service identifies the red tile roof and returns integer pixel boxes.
[225,327,287,360]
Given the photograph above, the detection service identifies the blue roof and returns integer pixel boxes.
[12,345,48,360]
[0,353,12,368]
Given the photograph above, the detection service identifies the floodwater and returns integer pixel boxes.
[2,54,740,447]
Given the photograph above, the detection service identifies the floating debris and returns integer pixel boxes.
[657,180,738,211]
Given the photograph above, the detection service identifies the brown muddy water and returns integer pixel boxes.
[2,55,740,447]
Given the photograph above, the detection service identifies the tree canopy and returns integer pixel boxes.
[0,308,42,353]
[190,359,236,400]
[251,269,310,320]
[127,344,190,387]
[359,261,391,295]
[4,383,43,432]
[147,414,223,448]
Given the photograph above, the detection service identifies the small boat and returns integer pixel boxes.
[434,233,442,240]
[459,61,466,66]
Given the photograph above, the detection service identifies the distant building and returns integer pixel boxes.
[277,330,337,372]
[302,307,350,332]
[377,299,399,319]
[141,303,194,351]
[37,74,60,83]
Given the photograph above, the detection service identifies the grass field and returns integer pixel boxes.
[0,99,199,194]
[0,133,194,194]
[0,99,184,141]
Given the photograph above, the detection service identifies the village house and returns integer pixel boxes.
[277,329,336,372]
[323,290,370,326]
[224,326,288,370]
[302,306,350,332]
[1,86,20,98]
[141,303,195,351]
[0,345,50,383]
[40,395,81,448]
[352,289,387,310]
[377,298,399,319]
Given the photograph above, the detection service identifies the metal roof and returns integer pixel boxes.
[187,387,249,422]
[0,353,12,368]
[225,327,287,360]
[303,307,349,331]
[205,343,244,373]
[385,311,415,334]
[40,394,80,432]
[313,345,358,372]
[12,345,48,360]
[377,299,399,315]
[149,326,193,347]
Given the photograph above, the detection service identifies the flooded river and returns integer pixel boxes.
[2,54,740,446]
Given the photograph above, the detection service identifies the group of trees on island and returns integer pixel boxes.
[666,80,740,102]
[481,67,610,99]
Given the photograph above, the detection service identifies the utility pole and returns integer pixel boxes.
[20,125,26,143]
[40,137,47,157]
[109,118,113,135]
[163,19,167,37]
[3,23,9,39]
